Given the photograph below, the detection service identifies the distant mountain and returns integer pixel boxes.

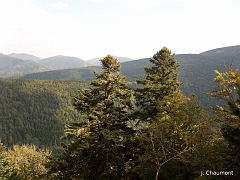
[21,45,240,108]
[0,60,50,77]
[8,53,40,61]
[36,55,92,70]
[200,45,240,56]
[0,53,23,70]
[0,53,51,77]
[87,56,133,66]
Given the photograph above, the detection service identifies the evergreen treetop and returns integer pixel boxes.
[135,47,182,122]
[73,54,134,133]
[52,55,135,179]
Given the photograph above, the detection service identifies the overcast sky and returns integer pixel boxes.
[0,0,239,60]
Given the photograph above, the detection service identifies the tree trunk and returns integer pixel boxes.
[155,167,160,180]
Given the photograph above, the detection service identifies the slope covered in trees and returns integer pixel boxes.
[21,66,102,81]
[20,46,240,108]
[0,78,89,152]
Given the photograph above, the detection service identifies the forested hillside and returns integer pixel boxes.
[0,78,89,152]
[1,46,239,152]
[21,66,102,81]
[20,45,240,108]
[200,45,240,56]
[0,47,240,179]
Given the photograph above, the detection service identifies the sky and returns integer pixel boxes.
[0,0,239,60]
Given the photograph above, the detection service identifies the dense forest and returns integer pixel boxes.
[0,47,240,179]
[0,79,89,152]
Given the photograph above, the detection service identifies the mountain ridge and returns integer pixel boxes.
[8,53,40,61]
[36,55,92,70]
[1,45,240,78]
[19,45,240,108]
[200,45,240,56]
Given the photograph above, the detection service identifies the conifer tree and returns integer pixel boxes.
[73,54,134,134]
[133,47,216,179]
[135,47,182,122]
[208,65,240,177]
[49,55,135,179]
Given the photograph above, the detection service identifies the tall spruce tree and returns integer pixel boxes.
[135,47,182,122]
[48,55,135,179]
[133,47,217,179]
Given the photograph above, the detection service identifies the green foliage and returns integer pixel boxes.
[49,55,135,179]
[208,65,240,177]
[133,93,197,179]
[8,144,50,180]
[19,46,240,109]
[2,46,240,179]
[135,47,182,122]
[0,78,89,152]
[49,48,227,179]
[132,47,216,179]
[11,46,239,114]
[0,141,21,180]
[21,66,102,81]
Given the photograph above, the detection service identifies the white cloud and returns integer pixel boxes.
[0,0,81,58]
[84,12,95,18]
[49,2,68,10]
[122,0,163,11]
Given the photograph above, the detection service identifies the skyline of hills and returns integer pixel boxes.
[0,53,50,77]
[36,55,92,70]
[199,45,240,56]
[18,45,240,108]
[4,45,239,61]
[0,53,23,70]
[0,45,239,78]
[8,53,41,61]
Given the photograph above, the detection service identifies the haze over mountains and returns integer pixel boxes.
[0,53,136,77]
[36,55,91,70]
[87,56,133,66]
[8,53,40,61]
[0,53,50,77]
[1,45,239,78]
